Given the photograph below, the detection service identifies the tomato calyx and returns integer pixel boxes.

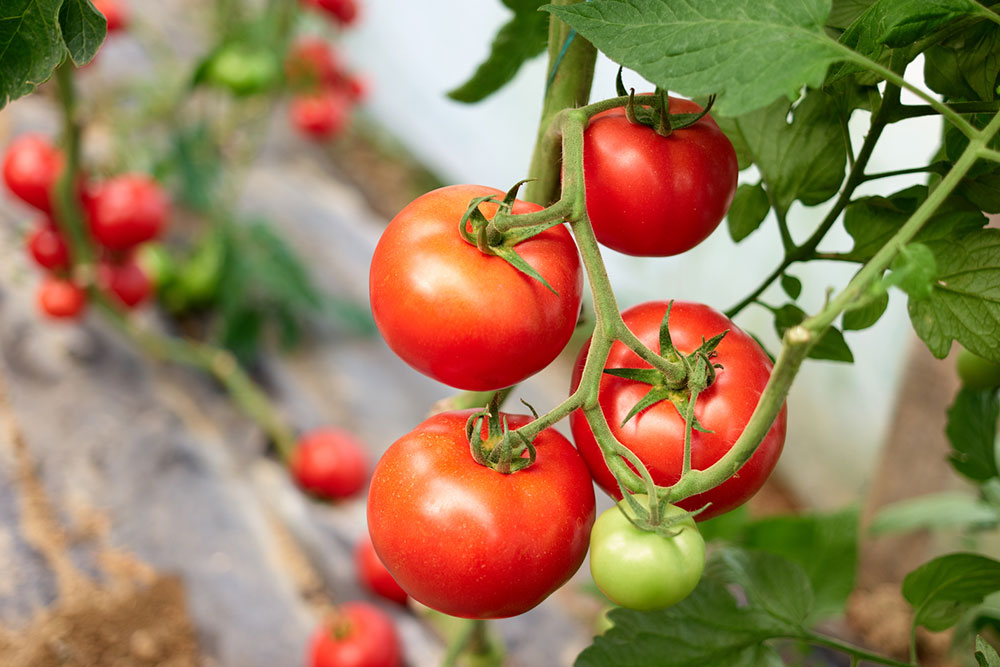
[464,395,537,474]
[458,180,563,294]
[614,68,716,138]
[617,492,703,540]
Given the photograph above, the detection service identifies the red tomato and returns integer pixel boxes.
[302,0,359,26]
[92,0,128,32]
[285,37,342,90]
[367,410,596,619]
[98,258,152,308]
[308,602,401,667]
[369,185,582,391]
[3,134,63,214]
[290,90,351,140]
[343,74,367,101]
[26,220,70,271]
[38,277,86,319]
[583,97,738,257]
[290,428,368,500]
[355,535,407,605]
[569,301,786,520]
[86,174,170,251]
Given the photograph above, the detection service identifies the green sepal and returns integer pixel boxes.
[502,179,533,208]
[491,245,558,294]
[603,367,712,432]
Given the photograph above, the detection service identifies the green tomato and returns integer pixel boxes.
[134,242,175,291]
[589,496,706,611]
[957,348,1000,390]
[206,45,279,96]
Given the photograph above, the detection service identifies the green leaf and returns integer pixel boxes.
[715,90,846,213]
[903,553,1000,631]
[773,304,855,363]
[728,182,770,242]
[958,170,1000,215]
[542,0,846,117]
[924,22,1000,102]
[871,492,1000,535]
[827,0,876,30]
[884,243,937,302]
[708,548,814,625]
[842,288,889,331]
[58,0,106,66]
[946,387,1000,482]
[740,510,859,620]
[447,1,549,103]
[976,636,1000,667]
[909,228,1000,361]
[0,0,65,107]
[780,274,802,301]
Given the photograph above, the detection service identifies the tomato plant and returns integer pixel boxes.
[369,184,582,391]
[307,602,401,667]
[86,174,170,251]
[2,134,63,214]
[366,410,595,619]
[570,301,786,520]
[37,277,86,319]
[355,535,407,606]
[589,496,705,611]
[26,220,70,271]
[290,428,368,500]
[583,96,738,257]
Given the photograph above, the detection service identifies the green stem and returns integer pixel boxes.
[53,59,94,269]
[888,100,1000,122]
[806,633,915,667]
[861,165,942,182]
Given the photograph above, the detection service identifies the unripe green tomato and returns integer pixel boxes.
[589,496,706,611]
[956,348,1000,390]
[175,232,225,306]
[206,45,280,96]
[135,242,175,291]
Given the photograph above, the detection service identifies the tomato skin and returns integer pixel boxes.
[26,220,70,271]
[590,497,705,610]
[290,90,351,139]
[369,185,583,391]
[98,259,152,308]
[3,134,63,214]
[308,602,401,667]
[355,535,408,605]
[38,277,87,319]
[569,301,786,520]
[583,97,738,257]
[92,0,128,32]
[86,175,170,251]
[367,410,596,619]
[956,347,1000,390]
[302,0,359,26]
[291,428,368,500]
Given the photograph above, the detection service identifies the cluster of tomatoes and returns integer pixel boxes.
[288,0,366,141]
[361,96,788,618]
[2,135,166,319]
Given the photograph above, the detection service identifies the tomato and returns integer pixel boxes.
[308,602,401,667]
[92,0,128,32]
[206,45,280,96]
[369,185,583,391]
[355,535,407,605]
[583,97,738,257]
[86,174,170,251]
[302,0,359,26]
[291,428,368,500]
[285,38,342,90]
[367,410,596,619]
[26,220,70,271]
[134,243,175,291]
[38,277,86,319]
[956,347,1000,390]
[589,496,705,610]
[3,134,63,214]
[570,301,786,520]
[98,259,152,308]
[290,90,352,139]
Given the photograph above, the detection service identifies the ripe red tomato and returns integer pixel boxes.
[26,220,70,271]
[355,535,407,605]
[98,259,152,308]
[290,90,351,139]
[290,428,368,500]
[285,37,342,90]
[583,97,738,257]
[3,134,63,214]
[307,602,401,667]
[38,277,86,319]
[86,174,170,251]
[367,410,596,619]
[92,0,128,32]
[569,301,786,520]
[302,0,359,26]
[369,185,582,391]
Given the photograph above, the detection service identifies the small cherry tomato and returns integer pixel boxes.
[206,45,280,96]
[956,347,1000,390]
[589,496,705,611]
[98,258,152,308]
[302,0,359,26]
[285,37,342,90]
[355,535,407,605]
[38,277,86,319]
[26,220,70,271]
[291,428,368,500]
[583,96,738,256]
[3,134,63,214]
[307,602,401,667]
[290,90,352,140]
[92,0,128,32]
[86,174,170,251]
